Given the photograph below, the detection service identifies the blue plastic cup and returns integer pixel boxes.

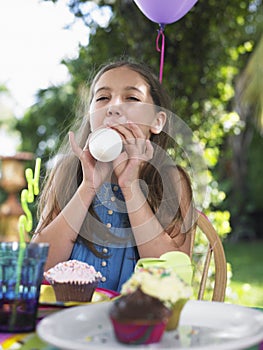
[0,241,49,332]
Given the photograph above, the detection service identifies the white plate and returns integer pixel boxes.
[37,300,263,350]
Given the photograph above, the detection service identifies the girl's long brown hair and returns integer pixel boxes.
[36,58,194,255]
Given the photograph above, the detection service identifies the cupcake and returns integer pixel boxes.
[109,266,192,345]
[44,260,102,302]
[110,287,171,344]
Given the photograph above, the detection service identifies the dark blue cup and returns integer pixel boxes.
[0,242,49,332]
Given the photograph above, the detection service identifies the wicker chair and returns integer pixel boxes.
[190,211,227,302]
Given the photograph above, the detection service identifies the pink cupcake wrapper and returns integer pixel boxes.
[110,317,167,345]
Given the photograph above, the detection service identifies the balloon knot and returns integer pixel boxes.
[159,23,166,32]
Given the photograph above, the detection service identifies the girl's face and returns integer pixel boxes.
[89,67,166,138]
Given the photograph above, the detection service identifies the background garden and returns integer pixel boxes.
[1,0,263,306]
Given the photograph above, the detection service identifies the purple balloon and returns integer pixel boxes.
[133,0,198,25]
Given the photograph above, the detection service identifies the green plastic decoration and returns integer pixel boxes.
[15,158,41,294]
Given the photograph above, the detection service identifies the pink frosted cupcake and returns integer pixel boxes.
[44,260,102,302]
[109,266,192,345]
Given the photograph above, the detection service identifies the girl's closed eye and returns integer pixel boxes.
[96,96,110,102]
[95,96,110,103]
[126,96,141,102]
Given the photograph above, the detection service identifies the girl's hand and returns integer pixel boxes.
[69,131,111,190]
[112,121,154,188]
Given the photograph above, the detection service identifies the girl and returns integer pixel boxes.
[32,59,195,292]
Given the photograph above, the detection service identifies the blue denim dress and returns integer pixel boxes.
[70,183,139,293]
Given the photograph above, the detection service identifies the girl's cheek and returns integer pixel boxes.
[89,112,106,131]
[91,121,103,132]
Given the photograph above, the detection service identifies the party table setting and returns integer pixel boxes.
[1,244,263,350]
[1,288,263,350]
[1,153,263,350]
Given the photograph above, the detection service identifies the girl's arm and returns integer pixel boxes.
[32,131,111,270]
[31,183,95,270]
[121,166,194,258]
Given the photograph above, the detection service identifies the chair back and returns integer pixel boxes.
[190,211,227,302]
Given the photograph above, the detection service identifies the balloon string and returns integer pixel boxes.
[156,24,165,83]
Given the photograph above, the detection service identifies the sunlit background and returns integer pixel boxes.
[0,0,111,155]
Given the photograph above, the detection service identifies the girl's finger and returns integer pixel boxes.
[112,124,134,142]
[116,123,147,147]
[68,131,83,159]
[126,120,145,135]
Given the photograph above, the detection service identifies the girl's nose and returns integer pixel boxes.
[105,104,127,125]
[106,104,121,117]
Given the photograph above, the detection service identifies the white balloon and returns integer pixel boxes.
[89,128,122,162]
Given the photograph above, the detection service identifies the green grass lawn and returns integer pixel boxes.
[223,239,263,307]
